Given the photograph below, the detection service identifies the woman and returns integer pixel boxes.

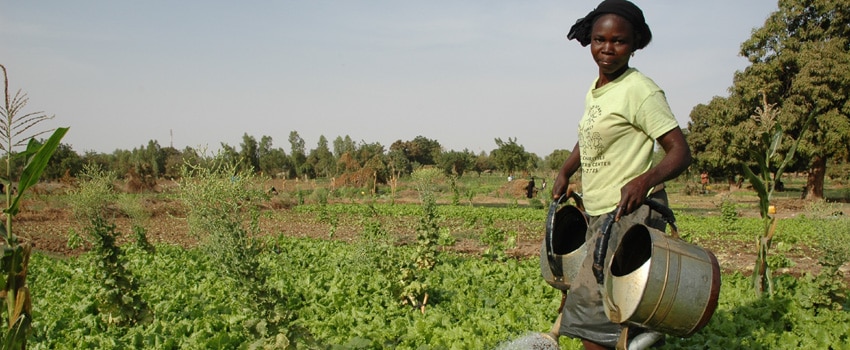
[551,0,692,349]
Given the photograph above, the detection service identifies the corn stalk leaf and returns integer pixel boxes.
[774,109,816,185]
[767,125,782,159]
[742,160,769,219]
[5,127,68,216]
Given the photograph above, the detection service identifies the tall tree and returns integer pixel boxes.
[258,135,274,174]
[44,143,83,180]
[127,140,166,181]
[309,135,335,177]
[733,0,850,199]
[544,149,572,175]
[288,131,307,178]
[438,149,474,177]
[219,142,240,169]
[390,136,442,167]
[333,135,356,159]
[239,133,259,173]
[472,151,493,177]
[491,137,530,175]
[161,146,183,179]
[258,135,289,178]
[144,140,166,178]
[687,95,753,184]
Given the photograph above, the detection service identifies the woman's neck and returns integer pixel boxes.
[596,65,630,88]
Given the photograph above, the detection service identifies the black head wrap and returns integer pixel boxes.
[567,0,652,49]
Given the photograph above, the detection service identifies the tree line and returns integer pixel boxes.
[22,134,574,188]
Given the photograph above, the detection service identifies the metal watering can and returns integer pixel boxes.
[539,193,588,291]
[538,197,721,348]
[597,200,721,338]
[534,193,588,347]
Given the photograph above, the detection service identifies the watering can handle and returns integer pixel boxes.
[644,199,679,238]
[545,192,584,280]
[551,192,584,211]
[592,209,619,285]
[592,199,679,285]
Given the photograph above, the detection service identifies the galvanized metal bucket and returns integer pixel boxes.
[540,193,588,291]
[601,205,721,338]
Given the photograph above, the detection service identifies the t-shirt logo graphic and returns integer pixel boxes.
[580,104,604,152]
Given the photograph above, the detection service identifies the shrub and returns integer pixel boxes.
[68,165,150,327]
[178,159,294,344]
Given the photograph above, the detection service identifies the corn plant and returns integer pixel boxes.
[742,94,815,296]
[0,64,67,349]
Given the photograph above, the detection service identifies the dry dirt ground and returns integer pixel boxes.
[11,180,850,282]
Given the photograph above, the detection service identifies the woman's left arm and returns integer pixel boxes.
[617,127,692,219]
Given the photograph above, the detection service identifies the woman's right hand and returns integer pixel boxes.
[552,173,570,200]
[552,143,582,200]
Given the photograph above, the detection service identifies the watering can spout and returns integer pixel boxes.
[540,330,559,343]
[621,330,664,350]
[540,311,562,344]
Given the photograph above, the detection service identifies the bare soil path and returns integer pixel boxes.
[14,181,850,284]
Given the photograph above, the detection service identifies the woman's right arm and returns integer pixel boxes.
[552,142,581,199]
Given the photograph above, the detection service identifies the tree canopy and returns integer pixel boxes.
[389,136,442,167]
[491,137,532,175]
[688,0,850,198]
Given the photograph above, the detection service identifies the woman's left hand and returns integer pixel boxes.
[617,177,650,220]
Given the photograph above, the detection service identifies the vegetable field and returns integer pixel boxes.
[15,175,850,349]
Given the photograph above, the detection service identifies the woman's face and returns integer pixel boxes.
[590,14,636,77]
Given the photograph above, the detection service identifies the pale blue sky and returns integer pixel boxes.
[2,1,778,157]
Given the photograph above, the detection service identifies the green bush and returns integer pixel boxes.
[717,194,739,232]
[178,160,294,344]
[68,165,150,327]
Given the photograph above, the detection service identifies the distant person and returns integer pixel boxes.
[526,177,536,198]
[508,174,513,182]
[551,0,693,348]
[700,171,709,194]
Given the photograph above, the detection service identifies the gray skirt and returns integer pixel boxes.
[558,190,669,347]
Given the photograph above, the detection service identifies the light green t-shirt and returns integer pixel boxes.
[577,68,679,215]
